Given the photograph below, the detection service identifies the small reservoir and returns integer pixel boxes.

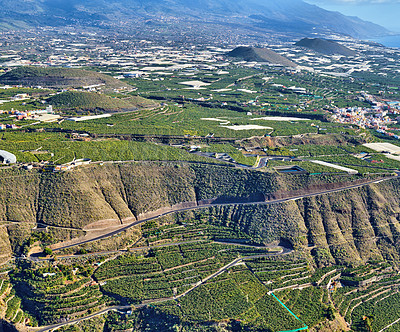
[274,165,308,174]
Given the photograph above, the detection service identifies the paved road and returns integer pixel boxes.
[174,250,290,300]
[193,151,270,169]
[51,174,397,252]
[379,316,400,332]
[36,305,133,332]
[30,240,204,261]
[34,250,290,332]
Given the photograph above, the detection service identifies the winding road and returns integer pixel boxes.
[35,249,290,332]
[50,173,398,252]
[23,173,400,331]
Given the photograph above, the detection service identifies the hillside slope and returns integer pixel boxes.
[295,38,357,56]
[0,67,127,90]
[207,180,400,266]
[48,91,156,112]
[0,164,359,229]
[0,0,390,38]
[227,47,297,67]
[1,164,400,266]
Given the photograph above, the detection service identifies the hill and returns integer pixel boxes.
[3,163,400,331]
[295,38,357,56]
[1,163,399,267]
[227,47,297,67]
[47,91,157,112]
[0,0,390,39]
[0,67,127,91]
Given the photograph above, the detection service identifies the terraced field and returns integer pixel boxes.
[11,266,114,326]
[331,263,400,332]
[95,241,265,304]
[3,218,400,331]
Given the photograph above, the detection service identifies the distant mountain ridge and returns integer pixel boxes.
[0,0,390,39]
[227,47,297,67]
[295,38,357,56]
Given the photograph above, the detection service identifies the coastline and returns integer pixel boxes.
[369,34,400,48]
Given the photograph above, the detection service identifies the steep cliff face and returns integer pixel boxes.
[0,163,352,229]
[0,164,198,228]
[1,163,399,265]
[203,179,400,266]
[0,169,40,223]
[0,225,12,264]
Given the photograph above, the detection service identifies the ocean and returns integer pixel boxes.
[370,35,400,49]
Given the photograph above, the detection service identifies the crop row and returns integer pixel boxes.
[350,290,400,331]
[276,287,328,328]
[0,279,9,296]
[5,296,21,321]
[255,294,304,331]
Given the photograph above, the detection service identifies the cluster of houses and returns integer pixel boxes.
[0,123,19,130]
[42,158,92,172]
[1,105,54,120]
[0,105,59,129]
[331,92,400,139]
[331,107,392,128]
[0,92,30,105]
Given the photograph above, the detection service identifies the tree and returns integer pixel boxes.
[43,247,52,256]
[77,248,88,255]
[363,315,374,332]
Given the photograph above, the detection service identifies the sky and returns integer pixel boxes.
[304,0,400,32]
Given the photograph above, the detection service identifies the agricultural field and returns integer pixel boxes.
[10,262,112,326]
[125,66,373,114]
[93,243,329,331]
[2,63,400,178]
[139,219,262,247]
[0,131,228,165]
[3,200,400,331]
[30,104,324,138]
[3,33,400,332]
[331,263,400,332]
[0,217,335,331]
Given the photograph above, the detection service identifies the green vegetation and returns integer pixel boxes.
[11,262,111,326]
[36,105,323,138]
[0,131,227,165]
[277,287,329,327]
[5,295,21,320]
[43,247,52,256]
[92,241,325,331]
[201,144,257,166]
[48,91,155,112]
[4,200,400,331]
[267,160,343,174]
[0,67,126,90]
[329,263,400,332]
[141,220,259,247]
[2,60,400,332]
